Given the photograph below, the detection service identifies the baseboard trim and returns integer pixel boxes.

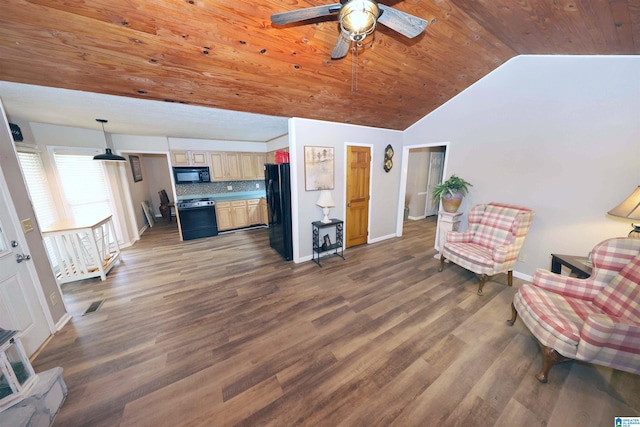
[368,233,396,244]
[55,313,72,331]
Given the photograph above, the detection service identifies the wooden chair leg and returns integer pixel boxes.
[476,274,488,296]
[439,254,445,272]
[536,342,570,383]
[506,302,518,326]
[507,270,513,286]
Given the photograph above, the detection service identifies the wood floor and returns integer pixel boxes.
[33,218,640,426]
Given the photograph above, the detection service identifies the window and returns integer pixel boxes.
[17,150,60,272]
[52,152,112,222]
[16,150,58,229]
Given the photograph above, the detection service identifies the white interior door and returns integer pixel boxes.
[0,166,52,356]
[425,151,445,216]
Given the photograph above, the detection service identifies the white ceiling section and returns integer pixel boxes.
[0,81,289,142]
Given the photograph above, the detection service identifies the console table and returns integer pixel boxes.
[312,219,345,266]
[550,253,592,279]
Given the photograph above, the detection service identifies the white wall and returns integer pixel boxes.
[266,134,289,152]
[290,118,403,261]
[404,55,640,277]
[168,137,266,152]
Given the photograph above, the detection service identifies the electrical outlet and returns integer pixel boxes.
[227,185,232,191]
[518,253,527,262]
[49,291,59,306]
[256,183,260,188]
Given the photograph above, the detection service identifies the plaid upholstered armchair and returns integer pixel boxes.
[508,237,640,383]
[438,203,535,295]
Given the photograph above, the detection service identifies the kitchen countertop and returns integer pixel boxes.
[178,190,266,202]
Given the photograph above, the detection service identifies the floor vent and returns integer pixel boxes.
[83,300,104,316]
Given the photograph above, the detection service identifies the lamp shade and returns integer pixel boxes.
[93,148,126,162]
[608,186,640,220]
[93,119,126,162]
[339,0,379,41]
[316,190,336,208]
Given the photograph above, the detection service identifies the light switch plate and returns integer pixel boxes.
[20,218,34,233]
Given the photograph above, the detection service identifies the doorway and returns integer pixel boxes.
[345,145,371,248]
[397,142,449,240]
[405,146,446,220]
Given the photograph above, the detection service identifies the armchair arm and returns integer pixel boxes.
[577,313,640,362]
[446,231,473,243]
[532,269,603,301]
[493,244,520,265]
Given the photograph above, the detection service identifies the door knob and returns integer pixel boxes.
[16,253,31,263]
[347,203,351,207]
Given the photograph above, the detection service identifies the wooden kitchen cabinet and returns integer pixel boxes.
[210,152,243,181]
[215,201,233,231]
[247,198,262,225]
[171,151,208,166]
[231,200,249,228]
[260,198,268,225]
[241,153,257,180]
[241,152,266,180]
[217,200,248,230]
[253,153,266,180]
[217,199,267,231]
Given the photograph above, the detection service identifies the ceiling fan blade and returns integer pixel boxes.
[331,32,351,59]
[377,4,427,39]
[271,4,342,25]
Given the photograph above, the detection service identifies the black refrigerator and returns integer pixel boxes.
[265,163,293,261]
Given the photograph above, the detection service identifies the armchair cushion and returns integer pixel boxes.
[518,283,601,345]
[472,204,521,250]
[593,253,640,322]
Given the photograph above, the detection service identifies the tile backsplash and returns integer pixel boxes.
[176,180,263,196]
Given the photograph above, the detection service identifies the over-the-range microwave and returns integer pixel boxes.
[173,166,210,184]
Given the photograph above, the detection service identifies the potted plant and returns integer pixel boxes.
[432,174,472,213]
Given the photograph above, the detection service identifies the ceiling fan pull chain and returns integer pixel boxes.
[355,43,358,93]
[351,42,355,95]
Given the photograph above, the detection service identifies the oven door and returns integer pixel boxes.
[179,205,218,240]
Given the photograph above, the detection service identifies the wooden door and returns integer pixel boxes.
[346,146,370,248]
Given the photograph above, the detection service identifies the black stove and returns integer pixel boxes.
[177,198,216,209]
[177,198,218,240]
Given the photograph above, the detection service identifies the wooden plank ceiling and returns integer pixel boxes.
[0,0,638,131]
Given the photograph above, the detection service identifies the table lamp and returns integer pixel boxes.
[607,185,640,238]
[316,190,335,223]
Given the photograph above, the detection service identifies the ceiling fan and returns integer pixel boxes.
[271,0,428,59]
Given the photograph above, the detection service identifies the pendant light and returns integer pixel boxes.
[93,119,126,162]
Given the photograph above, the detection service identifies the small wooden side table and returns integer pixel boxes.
[550,253,592,278]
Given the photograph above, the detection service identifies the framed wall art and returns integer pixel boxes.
[129,155,143,182]
[304,146,334,191]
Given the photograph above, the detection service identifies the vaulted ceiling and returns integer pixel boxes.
[0,0,638,135]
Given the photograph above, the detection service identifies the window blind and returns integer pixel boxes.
[16,150,60,271]
[52,153,112,221]
[16,151,58,229]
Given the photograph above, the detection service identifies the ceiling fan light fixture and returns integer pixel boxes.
[339,0,379,41]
